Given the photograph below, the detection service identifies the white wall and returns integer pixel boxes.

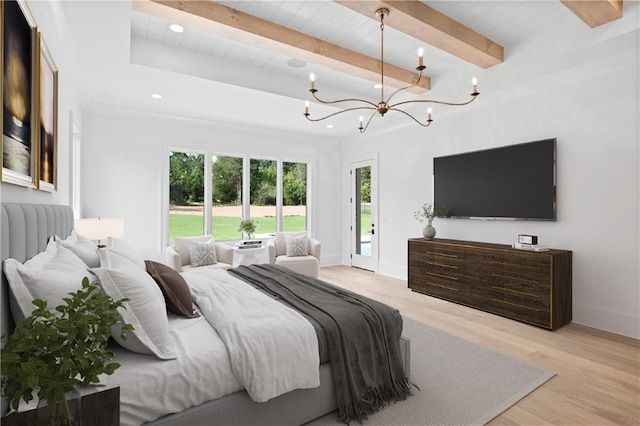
[341,7,640,338]
[82,105,342,265]
[1,0,82,205]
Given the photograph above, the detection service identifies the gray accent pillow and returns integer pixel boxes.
[188,239,217,267]
[286,233,309,257]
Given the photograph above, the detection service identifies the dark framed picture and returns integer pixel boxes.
[37,33,57,192]
[2,0,37,188]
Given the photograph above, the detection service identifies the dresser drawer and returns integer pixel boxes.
[409,275,465,303]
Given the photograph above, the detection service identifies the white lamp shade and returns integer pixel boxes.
[75,218,124,241]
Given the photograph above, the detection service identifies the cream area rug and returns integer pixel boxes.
[307,317,555,425]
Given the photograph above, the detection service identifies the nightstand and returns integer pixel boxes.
[1,387,119,426]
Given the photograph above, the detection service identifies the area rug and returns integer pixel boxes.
[307,317,555,425]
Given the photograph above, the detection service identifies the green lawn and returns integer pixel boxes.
[168,212,370,242]
[169,214,307,242]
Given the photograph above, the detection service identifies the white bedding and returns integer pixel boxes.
[109,314,244,426]
[183,269,320,403]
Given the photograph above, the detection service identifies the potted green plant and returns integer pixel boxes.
[414,203,448,239]
[237,218,258,239]
[1,278,133,425]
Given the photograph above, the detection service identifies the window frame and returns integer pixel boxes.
[163,147,312,246]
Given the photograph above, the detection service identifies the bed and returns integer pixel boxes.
[1,203,411,425]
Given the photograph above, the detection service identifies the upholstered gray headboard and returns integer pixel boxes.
[1,203,74,412]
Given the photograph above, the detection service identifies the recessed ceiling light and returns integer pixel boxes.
[151,93,163,99]
[169,23,184,33]
[287,58,307,68]
[326,124,334,129]
[374,83,383,89]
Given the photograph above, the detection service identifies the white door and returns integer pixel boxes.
[350,158,377,272]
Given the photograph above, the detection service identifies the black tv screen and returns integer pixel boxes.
[434,139,556,220]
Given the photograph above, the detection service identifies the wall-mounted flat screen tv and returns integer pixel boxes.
[433,138,556,220]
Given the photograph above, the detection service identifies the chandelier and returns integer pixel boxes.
[303,8,480,133]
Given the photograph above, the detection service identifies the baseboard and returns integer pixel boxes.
[320,254,342,267]
[378,262,407,280]
[573,302,639,339]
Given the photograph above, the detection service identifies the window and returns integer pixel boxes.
[211,155,243,241]
[168,152,204,243]
[282,162,307,232]
[250,159,277,236]
[167,151,309,244]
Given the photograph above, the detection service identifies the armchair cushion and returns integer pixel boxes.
[188,239,217,267]
[285,234,309,257]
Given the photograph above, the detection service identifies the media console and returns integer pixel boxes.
[408,238,572,330]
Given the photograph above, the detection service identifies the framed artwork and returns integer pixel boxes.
[2,0,37,188]
[37,34,58,192]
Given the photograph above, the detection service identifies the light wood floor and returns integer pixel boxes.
[318,265,640,425]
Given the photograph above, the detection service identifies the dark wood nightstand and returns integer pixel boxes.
[1,387,119,426]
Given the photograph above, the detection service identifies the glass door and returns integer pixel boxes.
[351,159,377,271]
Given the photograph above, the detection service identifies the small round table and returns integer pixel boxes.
[233,245,265,266]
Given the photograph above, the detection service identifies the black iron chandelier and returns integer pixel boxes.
[303,8,480,133]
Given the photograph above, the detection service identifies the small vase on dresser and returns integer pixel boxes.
[422,219,436,239]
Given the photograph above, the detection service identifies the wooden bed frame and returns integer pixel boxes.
[1,203,411,425]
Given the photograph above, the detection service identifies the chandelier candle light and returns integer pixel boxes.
[303,8,480,133]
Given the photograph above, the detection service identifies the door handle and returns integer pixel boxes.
[371,223,375,235]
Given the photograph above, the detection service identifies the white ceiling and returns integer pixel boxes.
[62,1,574,137]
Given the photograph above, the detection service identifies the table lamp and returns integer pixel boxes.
[74,217,124,247]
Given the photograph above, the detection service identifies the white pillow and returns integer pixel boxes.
[55,230,100,268]
[3,239,89,323]
[90,250,176,360]
[106,237,145,270]
[174,235,213,266]
[286,233,309,257]
[188,239,217,267]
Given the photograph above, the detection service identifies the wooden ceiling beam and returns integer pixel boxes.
[334,1,504,69]
[134,0,430,93]
[560,0,623,28]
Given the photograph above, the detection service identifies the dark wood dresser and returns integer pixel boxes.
[408,238,572,330]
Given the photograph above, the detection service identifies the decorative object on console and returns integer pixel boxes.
[0,278,132,424]
[413,203,448,240]
[518,234,538,244]
[303,8,479,133]
[237,218,258,239]
[74,217,124,247]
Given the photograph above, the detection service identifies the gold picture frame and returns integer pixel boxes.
[36,33,58,192]
[1,0,37,188]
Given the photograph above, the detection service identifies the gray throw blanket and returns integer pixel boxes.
[229,264,411,423]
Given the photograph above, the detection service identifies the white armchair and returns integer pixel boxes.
[267,232,321,278]
[166,235,234,272]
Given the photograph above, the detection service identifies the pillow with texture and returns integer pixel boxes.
[145,260,199,318]
[174,235,213,266]
[55,230,100,268]
[285,233,309,257]
[90,250,176,360]
[106,237,145,270]
[3,238,89,323]
[188,239,217,267]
